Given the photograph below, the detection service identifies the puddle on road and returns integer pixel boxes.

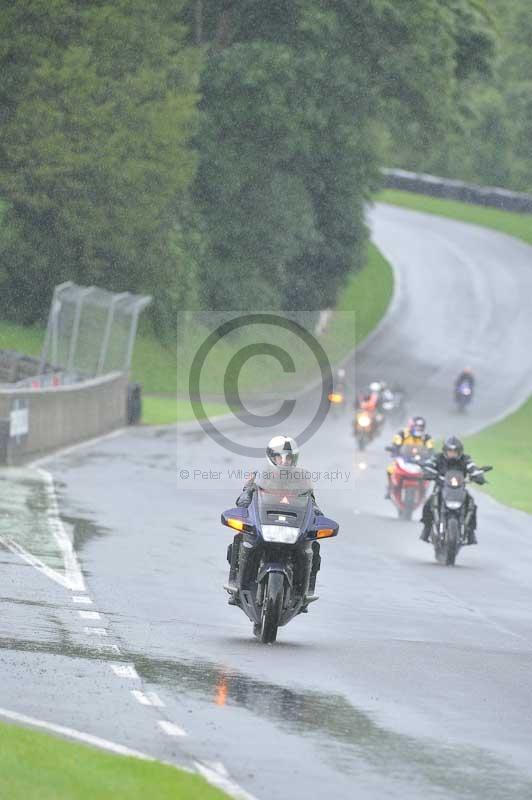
[131,651,532,800]
[0,468,66,574]
[0,468,91,590]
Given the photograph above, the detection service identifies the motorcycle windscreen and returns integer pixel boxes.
[399,445,431,463]
[256,468,313,528]
[442,470,466,504]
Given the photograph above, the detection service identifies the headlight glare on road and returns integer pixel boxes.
[262,525,300,544]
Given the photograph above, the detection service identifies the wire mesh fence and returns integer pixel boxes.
[39,282,151,383]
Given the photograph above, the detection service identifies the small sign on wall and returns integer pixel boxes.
[10,401,29,438]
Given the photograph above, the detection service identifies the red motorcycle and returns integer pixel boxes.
[387,444,431,520]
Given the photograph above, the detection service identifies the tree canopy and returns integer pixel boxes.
[0,1,504,329]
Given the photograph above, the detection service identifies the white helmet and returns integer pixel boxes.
[266,435,299,467]
[337,368,346,380]
[369,381,382,393]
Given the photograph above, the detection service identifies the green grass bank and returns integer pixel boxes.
[380,187,532,515]
[0,720,227,800]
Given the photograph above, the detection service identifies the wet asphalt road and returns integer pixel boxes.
[2,204,532,799]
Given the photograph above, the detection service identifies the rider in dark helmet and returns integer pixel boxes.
[226,435,323,605]
[420,436,486,544]
[455,367,475,392]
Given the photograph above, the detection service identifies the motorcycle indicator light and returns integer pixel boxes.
[316,528,335,539]
[328,392,344,404]
[226,517,245,531]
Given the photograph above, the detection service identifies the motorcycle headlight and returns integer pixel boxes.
[357,414,371,428]
[262,525,300,544]
[445,500,462,510]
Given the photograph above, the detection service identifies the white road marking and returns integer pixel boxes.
[36,468,85,591]
[78,610,101,620]
[111,664,139,680]
[72,596,93,604]
[131,690,165,708]
[157,720,187,737]
[84,626,107,636]
[0,707,151,760]
[195,760,259,800]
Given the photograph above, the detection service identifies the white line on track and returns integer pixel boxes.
[195,761,259,800]
[84,626,107,636]
[36,468,85,591]
[72,595,93,604]
[0,707,152,760]
[131,690,165,708]
[78,610,101,620]
[111,664,139,680]
[157,720,187,737]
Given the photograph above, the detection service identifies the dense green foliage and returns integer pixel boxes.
[395,1,532,193]
[0,1,497,330]
[189,0,494,312]
[0,0,199,331]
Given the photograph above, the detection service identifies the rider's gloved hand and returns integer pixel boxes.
[473,474,486,485]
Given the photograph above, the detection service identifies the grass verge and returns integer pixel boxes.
[464,398,532,515]
[379,187,532,514]
[0,720,228,800]
[143,396,229,425]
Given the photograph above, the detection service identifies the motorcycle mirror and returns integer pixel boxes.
[482,465,493,472]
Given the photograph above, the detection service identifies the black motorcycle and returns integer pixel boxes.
[424,465,492,565]
[455,380,474,412]
[222,469,339,643]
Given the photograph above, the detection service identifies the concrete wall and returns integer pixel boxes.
[382,168,532,214]
[0,372,127,464]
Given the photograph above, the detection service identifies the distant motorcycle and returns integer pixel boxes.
[221,470,338,643]
[387,444,430,520]
[328,389,346,416]
[455,380,473,412]
[353,408,380,450]
[423,464,492,565]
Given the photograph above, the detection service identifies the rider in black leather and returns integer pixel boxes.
[420,436,485,545]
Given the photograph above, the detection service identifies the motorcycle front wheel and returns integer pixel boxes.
[260,572,284,644]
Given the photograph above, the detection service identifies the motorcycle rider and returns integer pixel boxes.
[420,436,486,544]
[356,390,378,414]
[385,416,433,497]
[226,435,323,606]
[455,367,475,393]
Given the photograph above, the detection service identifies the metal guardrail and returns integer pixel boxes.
[382,168,532,214]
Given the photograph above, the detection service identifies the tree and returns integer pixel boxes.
[0,0,200,331]
[189,0,495,312]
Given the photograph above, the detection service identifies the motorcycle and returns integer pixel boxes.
[353,408,381,450]
[455,380,473,412]
[423,464,492,566]
[386,444,431,520]
[222,469,339,643]
[328,389,346,416]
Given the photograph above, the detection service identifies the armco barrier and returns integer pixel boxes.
[0,372,127,465]
[382,168,532,214]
